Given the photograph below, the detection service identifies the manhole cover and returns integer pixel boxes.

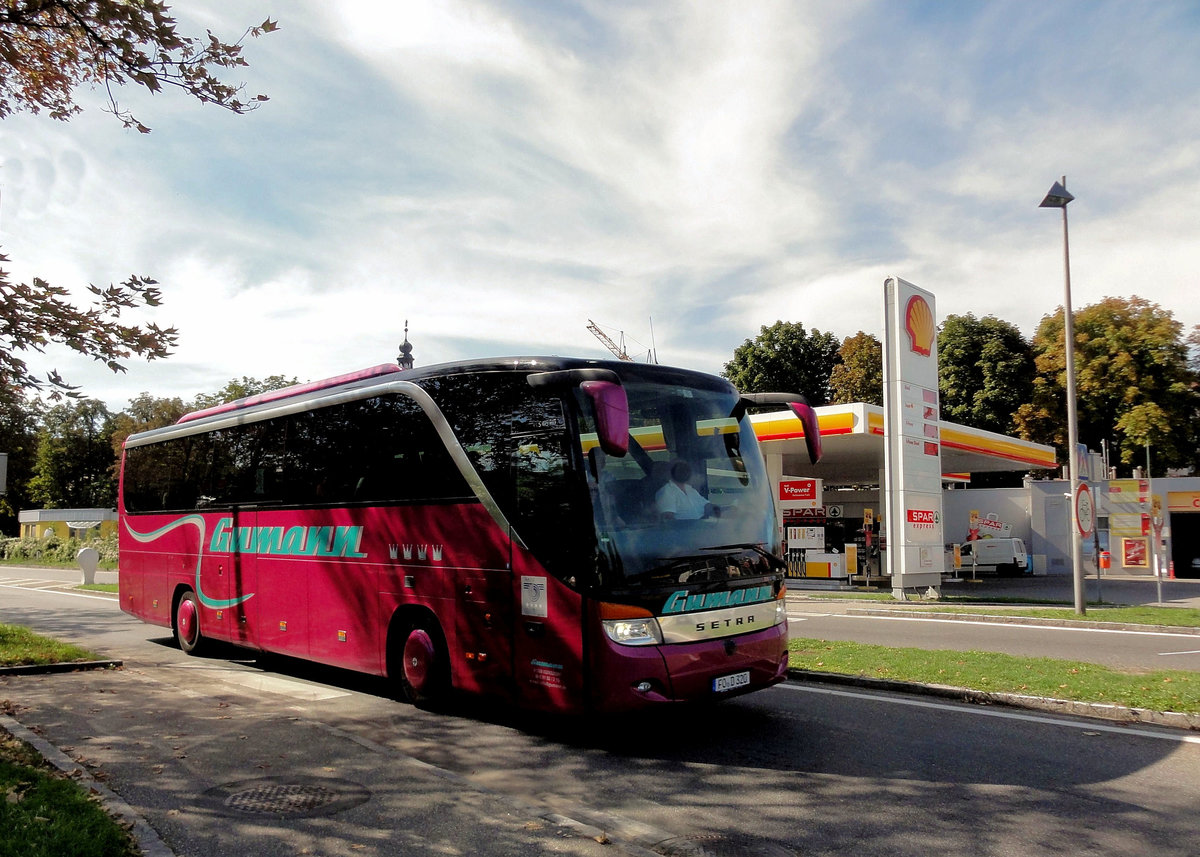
[226,783,339,814]
[655,833,799,857]
[204,777,370,818]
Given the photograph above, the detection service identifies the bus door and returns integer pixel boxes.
[206,506,259,648]
[508,428,586,711]
[251,507,312,658]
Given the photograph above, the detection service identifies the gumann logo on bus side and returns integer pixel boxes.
[124,515,368,610]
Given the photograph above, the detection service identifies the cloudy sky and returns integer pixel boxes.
[3,1,1199,410]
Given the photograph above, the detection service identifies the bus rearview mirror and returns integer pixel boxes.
[787,401,822,465]
[581,380,629,457]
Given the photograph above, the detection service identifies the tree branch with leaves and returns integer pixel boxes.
[0,253,179,398]
[0,0,277,132]
[0,2,275,399]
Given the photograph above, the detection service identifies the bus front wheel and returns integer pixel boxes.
[394,619,448,706]
[174,590,205,655]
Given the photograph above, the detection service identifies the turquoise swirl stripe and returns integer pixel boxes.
[124,515,255,609]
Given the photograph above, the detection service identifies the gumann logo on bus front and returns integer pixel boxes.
[661,586,773,614]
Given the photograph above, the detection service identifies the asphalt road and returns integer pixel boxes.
[3,567,1200,857]
[785,573,1200,671]
[785,604,1200,672]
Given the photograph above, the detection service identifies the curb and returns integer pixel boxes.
[0,659,123,676]
[787,668,1200,732]
[845,607,1200,636]
[0,714,175,857]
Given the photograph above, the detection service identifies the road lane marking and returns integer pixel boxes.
[0,582,118,602]
[777,683,1200,745]
[1160,649,1200,656]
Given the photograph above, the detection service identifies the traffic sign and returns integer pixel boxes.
[1075,483,1095,536]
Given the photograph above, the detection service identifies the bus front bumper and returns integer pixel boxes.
[592,620,788,712]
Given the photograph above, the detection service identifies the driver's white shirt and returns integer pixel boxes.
[655,480,708,520]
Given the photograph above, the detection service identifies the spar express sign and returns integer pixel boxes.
[904,503,942,544]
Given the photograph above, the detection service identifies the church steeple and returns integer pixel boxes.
[397,320,414,370]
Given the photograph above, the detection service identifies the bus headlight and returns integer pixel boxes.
[602,617,663,646]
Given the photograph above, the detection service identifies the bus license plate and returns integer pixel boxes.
[713,671,750,693]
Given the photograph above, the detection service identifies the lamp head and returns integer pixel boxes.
[1039,180,1074,208]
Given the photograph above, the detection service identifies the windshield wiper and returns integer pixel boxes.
[698,543,786,570]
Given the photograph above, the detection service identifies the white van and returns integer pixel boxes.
[959,538,1029,577]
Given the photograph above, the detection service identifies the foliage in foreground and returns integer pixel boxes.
[0,623,98,667]
[0,534,117,568]
[789,637,1200,714]
[0,731,138,857]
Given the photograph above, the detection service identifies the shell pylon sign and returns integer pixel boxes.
[883,277,946,595]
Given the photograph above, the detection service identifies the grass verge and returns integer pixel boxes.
[923,605,1200,628]
[800,591,1076,605]
[789,637,1200,714]
[0,559,118,571]
[0,729,139,857]
[76,584,118,594]
[0,624,99,667]
[797,592,1200,628]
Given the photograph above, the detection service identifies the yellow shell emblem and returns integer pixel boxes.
[904,295,935,356]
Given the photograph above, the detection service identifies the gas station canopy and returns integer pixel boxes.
[751,403,1058,486]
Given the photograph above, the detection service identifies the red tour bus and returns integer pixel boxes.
[118,357,821,713]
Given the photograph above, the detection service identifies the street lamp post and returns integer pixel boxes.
[1039,177,1086,615]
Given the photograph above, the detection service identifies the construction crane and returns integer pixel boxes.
[587,319,633,361]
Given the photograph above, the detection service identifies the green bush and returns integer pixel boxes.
[0,533,118,569]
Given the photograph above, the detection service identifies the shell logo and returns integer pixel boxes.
[904,295,935,356]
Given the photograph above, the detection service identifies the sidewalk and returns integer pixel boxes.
[0,665,638,857]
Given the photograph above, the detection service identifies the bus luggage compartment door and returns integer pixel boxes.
[454,568,514,696]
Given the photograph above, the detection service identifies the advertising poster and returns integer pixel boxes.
[1122,538,1148,569]
[778,478,822,509]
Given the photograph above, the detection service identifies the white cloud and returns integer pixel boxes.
[3,0,1200,412]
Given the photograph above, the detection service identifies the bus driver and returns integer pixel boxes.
[655,461,719,520]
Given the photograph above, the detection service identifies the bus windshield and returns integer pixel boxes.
[575,381,778,590]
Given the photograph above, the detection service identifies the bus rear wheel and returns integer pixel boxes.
[394,619,448,706]
[174,590,205,655]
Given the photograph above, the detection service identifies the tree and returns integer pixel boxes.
[937,314,1034,435]
[189,375,300,411]
[1014,296,1199,473]
[28,398,116,508]
[723,321,841,404]
[0,384,43,532]
[828,331,883,405]
[0,2,276,397]
[108,390,187,461]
